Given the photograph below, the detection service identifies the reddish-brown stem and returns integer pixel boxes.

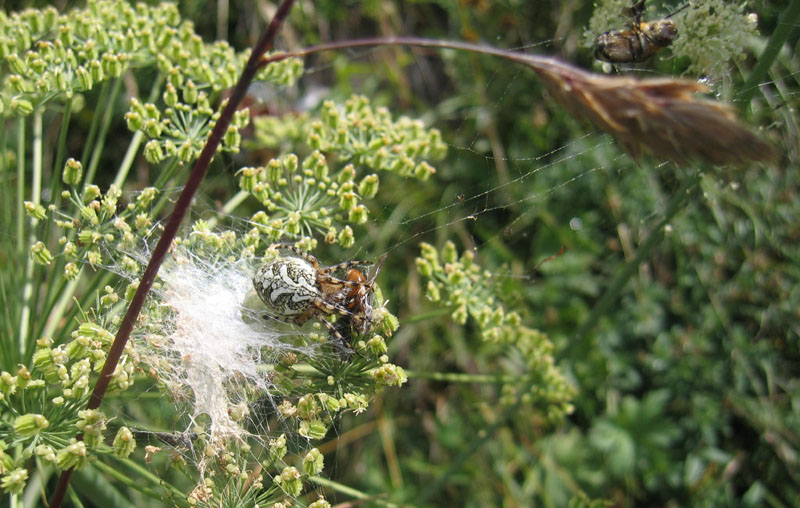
[259,36,556,69]
[48,1,297,506]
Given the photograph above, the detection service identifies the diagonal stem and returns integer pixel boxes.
[47,1,298,506]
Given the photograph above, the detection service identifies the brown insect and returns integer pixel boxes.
[594,0,684,64]
[331,255,387,351]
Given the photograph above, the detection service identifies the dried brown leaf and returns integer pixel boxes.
[526,58,778,166]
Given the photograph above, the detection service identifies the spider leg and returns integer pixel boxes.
[312,295,352,317]
[317,273,362,294]
[261,312,307,327]
[323,316,363,357]
[320,259,370,275]
[268,243,322,271]
[319,317,345,342]
[366,254,387,284]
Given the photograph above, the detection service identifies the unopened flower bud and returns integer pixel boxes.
[338,226,354,248]
[56,440,88,470]
[349,204,368,224]
[62,158,83,187]
[274,466,302,497]
[14,413,49,436]
[302,448,324,475]
[24,201,47,220]
[0,468,28,494]
[113,426,136,458]
[30,242,53,265]
[298,419,328,440]
[224,125,240,149]
[358,174,379,199]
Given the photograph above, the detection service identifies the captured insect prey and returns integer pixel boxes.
[331,255,386,351]
[594,0,683,63]
[253,244,383,352]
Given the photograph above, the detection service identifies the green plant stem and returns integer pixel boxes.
[111,456,187,500]
[85,76,123,185]
[16,116,25,257]
[738,0,800,106]
[19,111,43,357]
[403,370,512,383]
[222,189,249,214]
[25,111,46,355]
[308,476,407,508]
[112,130,145,189]
[41,276,81,341]
[79,81,108,168]
[112,74,165,189]
[22,465,49,508]
[206,189,249,228]
[1,123,9,235]
[35,100,75,337]
[42,97,73,249]
[403,307,453,323]
[66,488,86,508]
[91,459,174,501]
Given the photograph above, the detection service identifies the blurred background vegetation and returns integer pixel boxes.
[2,0,799,507]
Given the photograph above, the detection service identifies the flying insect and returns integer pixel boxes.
[593,0,683,63]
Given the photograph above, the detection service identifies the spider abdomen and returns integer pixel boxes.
[254,257,319,318]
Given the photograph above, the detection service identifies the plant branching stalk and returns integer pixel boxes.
[113,74,165,188]
[112,130,145,189]
[48,1,298,505]
[79,80,109,168]
[15,117,25,257]
[19,111,42,357]
[403,370,512,384]
[84,77,123,185]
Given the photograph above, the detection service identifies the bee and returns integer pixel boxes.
[593,0,683,64]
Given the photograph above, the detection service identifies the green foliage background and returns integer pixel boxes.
[1,0,799,507]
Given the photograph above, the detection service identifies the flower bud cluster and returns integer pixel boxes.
[0,321,138,494]
[416,241,575,423]
[53,173,157,280]
[309,95,447,180]
[1,1,303,119]
[237,151,371,247]
[666,0,758,80]
[254,94,447,183]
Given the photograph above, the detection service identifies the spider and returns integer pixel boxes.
[253,244,383,349]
